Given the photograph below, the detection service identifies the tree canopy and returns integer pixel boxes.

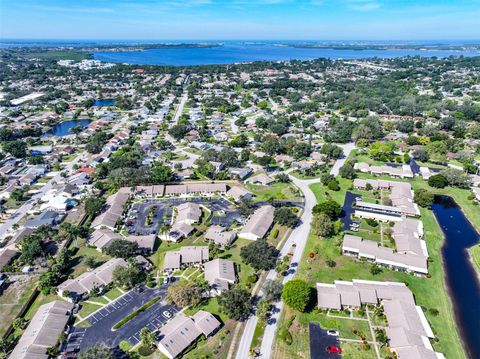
[281,280,313,312]
[218,287,252,321]
[240,239,279,271]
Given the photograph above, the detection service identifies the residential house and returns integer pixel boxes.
[158,311,221,359]
[204,258,236,294]
[239,205,275,240]
[204,225,236,248]
[245,173,275,186]
[163,246,209,272]
[57,258,129,301]
[9,300,74,359]
[226,186,253,202]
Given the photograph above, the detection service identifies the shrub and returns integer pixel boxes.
[365,218,378,227]
[271,228,279,239]
[247,274,258,284]
[137,345,155,356]
[327,180,340,191]
[119,341,131,352]
[428,174,448,188]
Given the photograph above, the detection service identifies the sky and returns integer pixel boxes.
[1,0,479,41]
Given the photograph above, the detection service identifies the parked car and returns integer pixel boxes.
[327,330,339,336]
[163,310,172,319]
[325,346,341,354]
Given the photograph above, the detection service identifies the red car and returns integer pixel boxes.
[325,345,342,354]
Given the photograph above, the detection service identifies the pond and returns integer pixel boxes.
[93,98,116,107]
[431,195,480,359]
[43,119,90,137]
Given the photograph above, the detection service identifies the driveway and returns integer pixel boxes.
[309,323,342,359]
[71,285,179,352]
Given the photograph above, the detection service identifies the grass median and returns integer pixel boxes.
[112,296,162,330]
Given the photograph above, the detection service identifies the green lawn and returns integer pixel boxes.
[309,178,350,204]
[184,297,229,323]
[77,301,102,320]
[104,287,123,301]
[70,239,111,277]
[341,342,378,359]
[0,276,38,338]
[247,182,302,202]
[469,244,480,273]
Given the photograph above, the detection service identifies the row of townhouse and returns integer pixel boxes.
[355,162,414,179]
[316,279,444,359]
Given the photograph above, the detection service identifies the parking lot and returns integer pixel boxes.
[309,323,342,359]
[340,191,361,231]
[65,285,180,353]
[127,197,243,235]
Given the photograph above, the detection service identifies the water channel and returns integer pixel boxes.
[431,195,480,359]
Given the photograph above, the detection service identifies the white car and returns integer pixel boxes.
[327,330,339,336]
[163,310,172,319]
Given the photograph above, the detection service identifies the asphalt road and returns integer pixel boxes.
[235,175,318,359]
[330,143,356,176]
[72,285,179,352]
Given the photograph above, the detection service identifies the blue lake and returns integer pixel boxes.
[93,43,480,66]
[93,99,116,107]
[431,195,480,359]
[43,119,90,137]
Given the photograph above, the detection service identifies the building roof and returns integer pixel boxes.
[342,234,428,274]
[204,259,236,289]
[192,310,221,337]
[246,173,274,185]
[176,202,202,223]
[158,311,221,359]
[165,183,227,196]
[126,234,156,251]
[204,225,236,247]
[226,186,252,201]
[57,258,128,296]
[164,252,182,271]
[89,228,122,250]
[239,205,275,240]
[158,314,202,359]
[91,189,131,229]
[0,246,19,270]
[179,246,209,264]
[9,301,74,359]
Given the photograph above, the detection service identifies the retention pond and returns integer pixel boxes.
[431,195,480,359]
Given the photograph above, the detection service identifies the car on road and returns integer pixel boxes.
[327,330,339,336]
[163,310,172,319]
[325,345,341,354]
